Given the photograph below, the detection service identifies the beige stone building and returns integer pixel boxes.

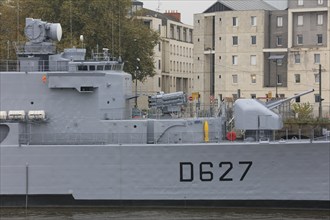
[193,0,330,117]
[132,1,194,109]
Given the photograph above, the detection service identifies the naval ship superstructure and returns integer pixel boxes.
[0,18,329,208]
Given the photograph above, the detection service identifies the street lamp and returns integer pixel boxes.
[135,57,140,108]
[7,40,10,59]
[313,64,326,119]
[268,55,285,99]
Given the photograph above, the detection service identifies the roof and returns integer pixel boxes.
[131,0,143,5]
[204,0,277,13]
[139,8,182,25]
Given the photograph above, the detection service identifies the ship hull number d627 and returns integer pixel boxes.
[179,161,252,182]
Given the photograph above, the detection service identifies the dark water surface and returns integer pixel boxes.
[0,208,329,220]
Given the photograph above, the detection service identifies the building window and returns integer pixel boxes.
[177,27,181,40]
[317,14,323,25]
[277,36,283,46]
[251,16,257,26]
[317,34,323,44]
[233,17,238,26]
[277,75,281,85]
[250,55,257,65]
[232,74,238,83]
[158,43,161,51]
[251,94,256,99]
[277,59,283,66]
[315,74,320,83]
[295,74,301,83]
[315,94,321,102]
[297,15,303,26]
[251,74,256,84]
[251,36,256,45]
[314,54,320,63]
[277,16,283,27]
[294,54,300,63]
[183,28,187,42]
[318,0,323,5]
[233,36,238,45]
[170,26,174,38]
[297,35,303,45]
[298,0,303,6]
[232,55,238,65]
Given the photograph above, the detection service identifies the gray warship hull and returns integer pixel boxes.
[1,141,329,208]
[1,18,329,209]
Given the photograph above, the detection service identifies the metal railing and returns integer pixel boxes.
[17,128,330,146]
[18,131,221,145]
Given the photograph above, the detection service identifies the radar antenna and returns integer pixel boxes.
[18,18,62,55]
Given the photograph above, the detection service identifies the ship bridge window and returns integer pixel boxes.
[78,65,88,71]
[97,65,104,70]
[89,65,96,71]
[113,64,122,70]
[105,65,112,70]
[80,86,94,92]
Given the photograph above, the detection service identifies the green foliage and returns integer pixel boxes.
[291,102,313,120]
[0,0,160,80]
[0,0,19,59]
[122,19,159,81]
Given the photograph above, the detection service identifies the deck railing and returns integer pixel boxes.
[17,128,330,145]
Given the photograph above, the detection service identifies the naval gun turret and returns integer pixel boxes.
[233,89,314,140]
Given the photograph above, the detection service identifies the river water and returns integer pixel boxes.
[0,208,329,220]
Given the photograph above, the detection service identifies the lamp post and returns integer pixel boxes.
[268,55,284,99]
[275,59,278,99]
[7,40,10,59]
[209,48,214,116]
[135,57,140,108]
[313,64,326,119]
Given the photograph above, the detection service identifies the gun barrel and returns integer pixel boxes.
[267,89,314,110]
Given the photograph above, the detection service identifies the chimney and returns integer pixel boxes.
[164,10,181,22]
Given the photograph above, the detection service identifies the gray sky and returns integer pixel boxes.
[140,0,288,25]
[140,0,215,25]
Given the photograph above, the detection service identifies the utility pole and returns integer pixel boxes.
[318,64,322,119]
[135,58,140,108]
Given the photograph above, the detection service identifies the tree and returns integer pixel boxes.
[0,0,20,60]
[292,102,313,121]
[121,18,159,81]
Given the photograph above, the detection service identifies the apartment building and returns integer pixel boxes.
[194,0,330,117]
[194,0,278,107]
[287,0,330,117]
[132,1,194,109]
